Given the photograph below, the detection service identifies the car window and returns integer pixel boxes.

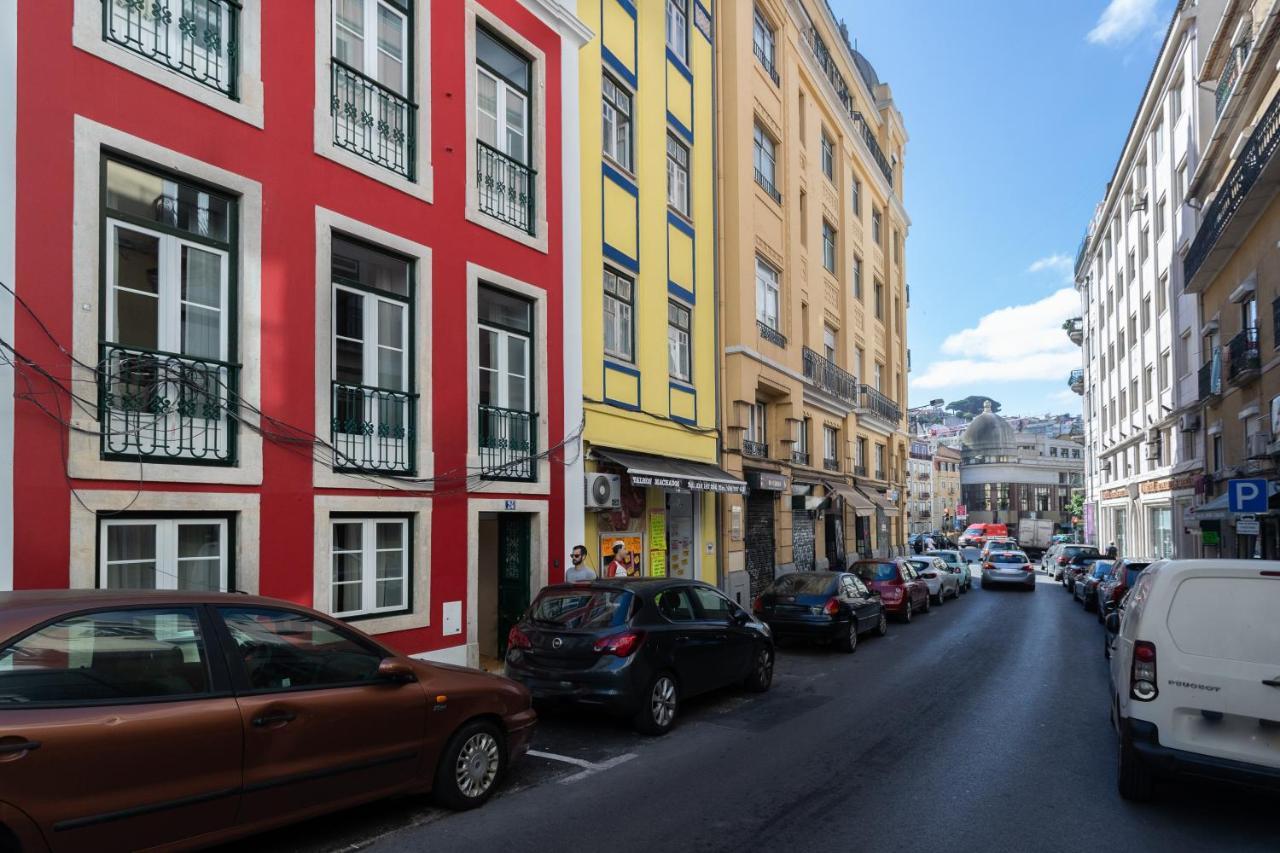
[767,573,837,595]
[690,586,732,621]
[852,562,898,582]
[0,608,210,705]
[990,553,1025,564]
[219,607,382,691]
[530,589,632,629]
[846,575,870,596]
[899,563,916,580]
[654,588,697,622]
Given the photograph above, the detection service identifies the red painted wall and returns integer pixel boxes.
[11,0,565,656]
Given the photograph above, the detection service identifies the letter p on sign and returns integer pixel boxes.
[1228,478,1268,513]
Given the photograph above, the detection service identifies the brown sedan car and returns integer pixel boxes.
[0,591,535,853]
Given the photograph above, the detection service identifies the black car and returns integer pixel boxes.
[504,579,773,735]
[1062,553,1099,593]
[753,571,887,652]
[1073,560,1113,610]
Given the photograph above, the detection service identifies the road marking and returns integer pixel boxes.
[558,752,637,784]
[527,749,596,768]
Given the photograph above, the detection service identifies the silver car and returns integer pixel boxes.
[981,550,1036,591]
[907,556,961,604]
[932,549,972,593]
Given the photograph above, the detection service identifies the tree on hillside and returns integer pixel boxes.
[946,396,1001,418]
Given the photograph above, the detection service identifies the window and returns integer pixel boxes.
[332,236,414,473]
[856,437,867,471]
[1152,116,1164,162]
[101,156,236,464]
[602,74,632,170]
[1159,349,1170,390]
[332,0,414,177]
[873,362,883,392]
[1170,79,1183,122]
[853,255,863,300]
[821,131,834,180]
[851,178,861,218]
[666,0,688,64]
[796,418,810,459]
[476,27,534,232]
[874,280,884,320]
[823,326,837,363]
[1141,296,1151,332]
[752,8,777,81]
[656,587,696,621]
[1119,388,1127,414]
[798,91,806,142]
[1156,195,1167,238]
[689,586,732,621]
[875,443,886,479]
[753,123,779,201]
[1128,314,1137,345]
[1157,271,1168,315]
[668,301,692,381]
[822,220,837,273]
[756,256,780,330]
[1175,165,1186,206]
[99,517,229,591]
[1127,250,1135,282]
[221,607,383,689]
[330,517,410,617]
[824,425,839,467]
[799,190,808,245]
[1130,380,1138,412]
[478,286,535,479]
[1212,433,1222,471]
[1143,367,1152,401]
[667,133,690,217]
[105,0,239,97]
[747,401,767,445]
[603,268,634,362]
[872,207,882,245]
[0,608,211,704]
[1139,227,1149,262]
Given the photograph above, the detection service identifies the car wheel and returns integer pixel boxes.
[902,601,913,623]
[634,672,679,735]
[1117,731,1154,802]
[744,646,775,691]
[876,611,889,636]
[837,621,858,654]
[433,720,506,810]
[934,590,944,606]
[922,593,931,613]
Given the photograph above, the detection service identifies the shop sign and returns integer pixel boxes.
[747,472,788,492]
[629,473,746,494]
[956,503,967,518]
[1202,529,1221,546]
[1236,515,1260,536]
[1140,475,1199,495]
[1101,487,1128,501]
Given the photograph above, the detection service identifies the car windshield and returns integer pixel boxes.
[935,552,960,564]
[989,553,1026,564]
[1124,567,1147,586]
[853,562,898,582]
[907,560,933,571]
[766,573,836,596]
[1092,564,1111,578]
[1064,547,1100,558]
[529,590,632,629]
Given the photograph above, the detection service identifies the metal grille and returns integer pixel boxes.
[331,60,417,179]
[479,405,537,481]
[331,382,417,474]
[477,141,536,234]
[103,0,240,97]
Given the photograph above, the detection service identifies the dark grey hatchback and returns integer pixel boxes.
[504,579,774,735]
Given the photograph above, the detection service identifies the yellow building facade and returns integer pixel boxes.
[716,0,910,594]
[576,0,734,583]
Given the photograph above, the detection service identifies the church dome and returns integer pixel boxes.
[961,401,1015,454]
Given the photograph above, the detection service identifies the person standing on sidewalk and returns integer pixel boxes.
[565,545,596,582]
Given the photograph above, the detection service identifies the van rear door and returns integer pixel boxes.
[1161,569,1280,768]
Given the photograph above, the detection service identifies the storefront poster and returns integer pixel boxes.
[599,535,643,577]
[648,511,667,577]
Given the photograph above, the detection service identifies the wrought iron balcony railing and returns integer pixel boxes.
[792,450,810,466]
[854,464,867,477]
[1185,83,1280,287]
[1066,317,1084,346]
[858,384,901,424]
[331,381,416,474]
[1198,348,1222,399]
[1215,37,1251,118]
[104,0,240,97]
[331,60,417,180]
[757,319,787,348]
[1069,368,1084,395]
[479,405,537,481]
[477,141,536,235]
[1227,327,1261,384]
[754,167,782,204]
[742,439,768,459]
[802,347,859,405]
[99,342,238,464]
[823,457,840,472]
[752,41,780,86]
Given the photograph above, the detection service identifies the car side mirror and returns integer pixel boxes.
[377,658,418,684]
[732,609,751,625]
[1104,613,1120,635]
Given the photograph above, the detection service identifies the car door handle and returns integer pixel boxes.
[252,711,297,728]
[0,740,41,755]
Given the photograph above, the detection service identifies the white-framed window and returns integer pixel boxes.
[603,268,634,362]
[753,123,778,197]
[851,178,861,218]
[1170,78,1183,122]
[752,7,776,77]
[99,517,229,591]
[855,437,866,469]
[820,130,834,180]
[330,0,414,178]
[853,255,863,300]
[602,73,632,170]
[747,401,767,444]
[874,280,884,320]
[874,361,883,391]
[824,425,838,465]
[796,418,810,458]
[823,326,837,363]
[1156,195,1167,238]
[478,286,533,414]
[475,25,534,234]
[103,0,239,98]
[872,207,882,244]
[330,516,410,617]
[667,133,690,216]
[333,0,409,95]
[668,301,692,381]
[822,220,837,273]
[666,0,688,63]
[1151,115,1164,162]
[755,256,781,330]
[875,443,886,478]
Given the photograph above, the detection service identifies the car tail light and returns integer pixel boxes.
[1057,556,1068,565]
[1022,564,1033,572]
[982,562,994,570]
[593,631,645,657]
[752,596,764,614]
[1131,641,1158,701]
[921,572,938,579]
[507,626,532,650]
[822,597,841,616]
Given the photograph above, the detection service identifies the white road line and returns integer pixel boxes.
[527,749,596,768]
[558,752,637,784]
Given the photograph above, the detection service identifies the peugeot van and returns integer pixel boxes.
[1106,560,1280,800]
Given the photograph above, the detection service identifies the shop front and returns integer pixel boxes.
[857,486,898,558]
[742,470,788,595]
[1187,479,1280,560]
[587,448,746,583]
[825,481,874,566]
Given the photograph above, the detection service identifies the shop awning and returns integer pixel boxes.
[858,486,900,518]
[594,448,748,495]
[826,482,875,517]
[1189,480,1280,522]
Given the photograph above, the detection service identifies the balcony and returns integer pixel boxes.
[802,347,858,406]
[857,385,901,425]
[1215,37,1250,119]
[478,405,537,481]
[1227,327,1261,385]
[823,457,840,472]
[103,0,240,97]
[331,382,416,474]
[792,450,810,466]
[1068,369,1084,395]
[757,320,787,348]
[854,464,867,477]
[754,167,782,204]
[1065,317,1084,346]
[1074,232,1090,276]
[742,440,769,459]
[331,60,417,179]
[476,141,536,235]
[99,343,238,464]
[752,41,780,86]
[1185,84,1280,290]
[1198,348,1222,400]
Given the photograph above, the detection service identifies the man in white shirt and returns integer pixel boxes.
[565,545,596,582]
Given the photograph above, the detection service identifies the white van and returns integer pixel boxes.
[1106,559,1280,800]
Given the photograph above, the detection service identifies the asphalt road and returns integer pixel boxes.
[239,570,1278,853]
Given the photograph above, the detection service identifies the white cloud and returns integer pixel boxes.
[1087,0,1160,46]
[1028,253,1072,275]
[912,287,1082,390]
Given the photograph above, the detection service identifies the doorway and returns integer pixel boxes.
[825,512,845,570]
[666,492,697,579]
[477,512,532,664]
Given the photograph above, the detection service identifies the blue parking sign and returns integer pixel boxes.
[1228,478,1268,513]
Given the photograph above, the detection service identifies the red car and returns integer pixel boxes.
[850,559,931,623]
[1095,558,1153,619]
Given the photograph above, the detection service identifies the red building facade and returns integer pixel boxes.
[3,0,586,665]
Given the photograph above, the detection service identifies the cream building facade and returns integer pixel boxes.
[932,444,961,533]
[716,0,910,595]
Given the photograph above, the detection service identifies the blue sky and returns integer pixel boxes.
[825,0,1174,416]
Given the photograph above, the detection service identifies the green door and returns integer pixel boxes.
[497,515,532,656]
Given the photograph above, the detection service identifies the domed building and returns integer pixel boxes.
[959,402,1084,535]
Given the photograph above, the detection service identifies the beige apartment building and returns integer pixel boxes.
[933,445,961,532]
[1183,2,1280,558]
[716,0,910,595]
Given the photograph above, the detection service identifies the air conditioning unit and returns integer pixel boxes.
[1179,413,1200,433]
[1144,440,1162,461]
[1247,432,1274,459]
[585,473,622,509]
